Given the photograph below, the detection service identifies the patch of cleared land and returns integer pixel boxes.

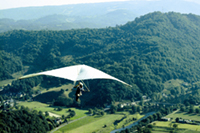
[151,111,200,132]
[55,112,144,133]
[48,112,61,117]
[167,111,200,121]
[0,70,25,87]
[18,101,88,120]
[152,121,200,131]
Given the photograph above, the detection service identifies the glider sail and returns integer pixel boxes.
[19,64,132,87]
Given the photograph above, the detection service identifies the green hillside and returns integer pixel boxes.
[0,50,22,80]
[1,12,200,106]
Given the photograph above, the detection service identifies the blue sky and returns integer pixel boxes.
[0,0,200,10]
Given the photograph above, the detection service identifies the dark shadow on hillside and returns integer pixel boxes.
[40,81,62,90]
[183,112,189,115]
[115,112,127,115]
[183,112,197,116]
[85,112,91,115]
[176,111,182,114]
[94,115,103,118]
[33,91,61,103]
[188,114,196,116]
[68,91,76,98]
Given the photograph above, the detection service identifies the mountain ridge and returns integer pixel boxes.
[1,0,200,33]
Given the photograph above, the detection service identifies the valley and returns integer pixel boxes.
[1,10,200,133]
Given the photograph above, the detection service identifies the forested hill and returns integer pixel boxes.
[1,12,200,106]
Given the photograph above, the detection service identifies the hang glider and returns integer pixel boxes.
[19,64,132,87]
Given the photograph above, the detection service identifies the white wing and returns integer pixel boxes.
[19,64,131,87]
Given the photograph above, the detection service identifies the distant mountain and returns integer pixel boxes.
[1,0,200,20]
[0,9,136,32]
[1,12,200,106]
[0,0,200,32]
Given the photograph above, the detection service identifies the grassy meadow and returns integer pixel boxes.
[152,126,200,133]
[152,121,200,131]
[0,79,13,87]
[18,101,145,133]
[55,112,144,133]
[151,110,200,132]
[166,111,200,121]
[39,84,74,95]
[18,101,88,119]
[0,69,25,87]
[162,79,185,94]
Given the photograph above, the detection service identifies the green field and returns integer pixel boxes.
[116,112,143,128]
[162,79,185,94]
[152,127,200,133]
[18,101,88,119]
[166,111,200,121]
[0,79,13,87]
[163,79,184,89]
[55,112,144,133]
[150,110,200,132]
[153,121,200,131]
[40,84,74,94]
[0,70,24,87]
[151,111,200,132]
[18,101,145,133]
[152,127,173,133]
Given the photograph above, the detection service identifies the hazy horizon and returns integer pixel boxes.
[0,0,128,10]
[1,0,200,10]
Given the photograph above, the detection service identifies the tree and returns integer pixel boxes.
[169,122,172,128]
[62,115,65,120]
[189,106,194,113]
[69,110,76,117]
[57,107,62,111]
[139,99,144,106]
[39,111,43,115]
[0,96,3,104]
[143,127,152,133]
[88,108,93,115]
[156,112,162,120]
[195,108,200,114]
[145,118,150,124]
[175,117,179,123]
[143,106,148,113]
[147,124,153,129]
[180,106,185,112]
[45,111,49,116]
[60,89,64,94]
[125,128,130,133]
[185,101,190,106]
[148,115,154,122]
[153,114,157,121]
[0,108,50,132]
[100,111,105,116]
[137,126,142,133]
[137,106,141,113]
[173,123,178,129]
[132,105,137,114]
[110,104,117,114]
